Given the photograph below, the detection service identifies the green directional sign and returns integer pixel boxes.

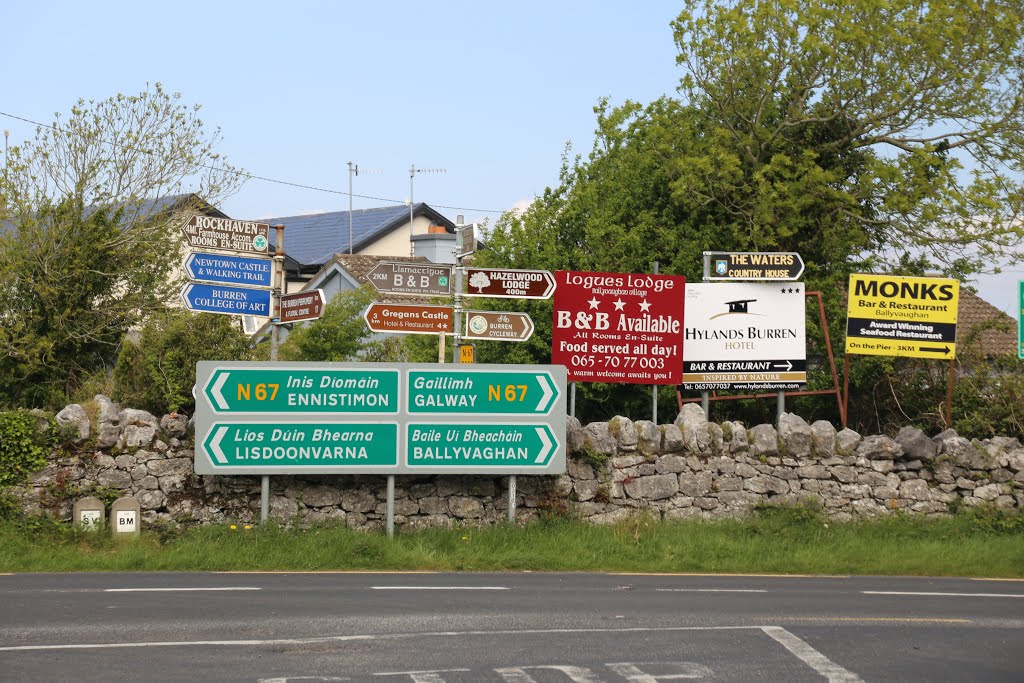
[1019,281,1024,360]
[202,422,398,469]
[406,423,558,468]
[408,369,559,415]
[203,367,399,414]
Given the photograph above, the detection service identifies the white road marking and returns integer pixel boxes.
[607,661,712,680]
[863,591,1024,598]
[370,586,508,591]
[656,589,767,593]
[103,587,261,592]
[760,626,864,682]
[0,625,767,652]
[374,669,470,682]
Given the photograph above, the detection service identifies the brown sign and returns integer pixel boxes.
[280,289,325,324]
[462,310,534,342]
[364,303,454,336]
[367,261,453,296]
[180,215,271,255]
[464,268,555,299]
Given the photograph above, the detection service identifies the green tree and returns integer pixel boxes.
[278,286,409,362]
[112,310,254,415]
[0,84,243,408]
[479,0,1024,424]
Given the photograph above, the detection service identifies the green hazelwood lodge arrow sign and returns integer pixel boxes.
[406,423,557,468]
[203,368,399,413]
[407,369,558,414]
[203,423,399,468]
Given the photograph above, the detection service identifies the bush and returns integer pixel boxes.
[0,410,52,487]
[112,309,254,414]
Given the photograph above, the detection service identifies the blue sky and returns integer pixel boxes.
[2,0,1018,315]
[2,1,681,223]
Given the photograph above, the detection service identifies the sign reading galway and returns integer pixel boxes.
[193,362,566,475]
[682,283,806,390]
[551,270,685,384]
[180,215,270,256]
[705,251,804,281]
[846,274,959,359]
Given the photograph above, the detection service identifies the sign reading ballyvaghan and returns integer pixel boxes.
[193,362,566,475]
[551,271,685,385]
[180,216,271,255]
[846,274,959,359]
[682,283,807,390]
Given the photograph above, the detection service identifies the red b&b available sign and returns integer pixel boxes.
[551,270,685,384]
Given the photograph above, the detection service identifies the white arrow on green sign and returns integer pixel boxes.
[203,367,399,414]
[203,423,398,468]
[406,423,557,468]
[407,369,558,415]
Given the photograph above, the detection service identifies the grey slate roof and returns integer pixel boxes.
[258,203,455,268]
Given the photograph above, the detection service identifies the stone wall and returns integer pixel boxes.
[13,398,1024,529]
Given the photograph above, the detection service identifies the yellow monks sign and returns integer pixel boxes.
[846,274,959,359]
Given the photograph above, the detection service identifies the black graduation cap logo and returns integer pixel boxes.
[710,299,760,319]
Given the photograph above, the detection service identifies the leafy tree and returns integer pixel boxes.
[112,310,254,415]
[0,84,243,408]
[278,286,409,362]
[479,0,1024,424]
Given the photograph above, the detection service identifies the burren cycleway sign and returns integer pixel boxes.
[194,361,566,475]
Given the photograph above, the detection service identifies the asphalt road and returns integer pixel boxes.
[1,572,1022,682]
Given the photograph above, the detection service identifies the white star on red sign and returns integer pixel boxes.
[638,299,652,312]
[613,298,626,311]
[588,297,600,309]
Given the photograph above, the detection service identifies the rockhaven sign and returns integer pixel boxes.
[11,397,1022,529]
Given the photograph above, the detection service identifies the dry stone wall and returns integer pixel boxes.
[13,397,1024,529]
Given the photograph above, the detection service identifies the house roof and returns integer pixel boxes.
[957,289,1016,357]
[258,203,456,268]
[1,193,225,236]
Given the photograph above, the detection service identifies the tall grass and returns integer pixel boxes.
[1,504,1022,576]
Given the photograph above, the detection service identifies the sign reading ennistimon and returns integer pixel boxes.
[846,274,959,359]
[193,362,567,475]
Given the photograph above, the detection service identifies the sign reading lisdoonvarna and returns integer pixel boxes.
[194,362,566,475]
[682,283,807,390]
[551,271,685,384]
[845,274,959,359]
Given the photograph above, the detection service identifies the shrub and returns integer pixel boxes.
[112,309,254,414]
[0,410,52,487]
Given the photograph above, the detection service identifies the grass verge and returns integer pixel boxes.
[1,504,1022,576]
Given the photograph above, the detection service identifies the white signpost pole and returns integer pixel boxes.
[701,253,711,418]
